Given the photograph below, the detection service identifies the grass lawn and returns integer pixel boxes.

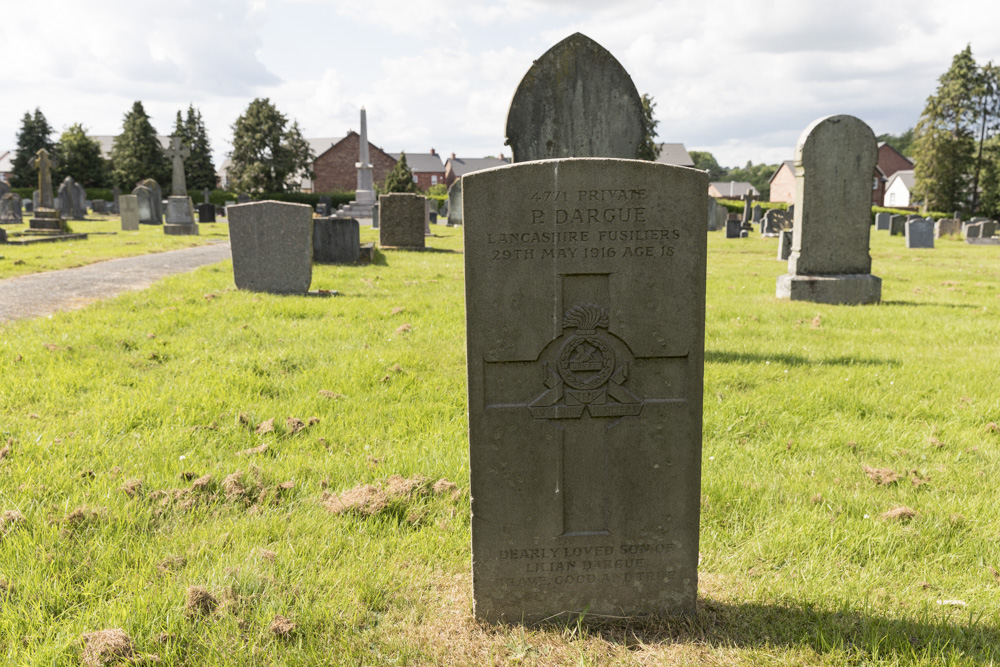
[1,223,999,665]
[0,215,229,280]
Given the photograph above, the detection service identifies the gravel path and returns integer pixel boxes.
[0,242,232,323]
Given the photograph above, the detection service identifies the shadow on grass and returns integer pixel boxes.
[380,245,463,254]
[531,599,998,663]
[706,351,899,367]
[881,300,979,309]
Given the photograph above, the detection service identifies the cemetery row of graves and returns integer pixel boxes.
[1,33,999,665]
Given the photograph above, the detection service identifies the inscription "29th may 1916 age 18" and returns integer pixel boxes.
[486,189,682,262]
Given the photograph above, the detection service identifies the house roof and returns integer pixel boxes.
[768,160,794,184]
[655,143,695,167]
[307,137,344,158]
[710,181,759,197]
[91,135,171,159]
[886,169,915,192]
[446,156,510,177]
[389,152,444,173]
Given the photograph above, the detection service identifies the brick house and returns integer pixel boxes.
[873,142,914,206]
[311,132,396,193]
[708,181,758,198]
[388,149,445,190]
[768,160,795,203]
[443,154,511,187]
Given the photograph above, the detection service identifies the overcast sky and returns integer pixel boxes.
[3,0,999,170]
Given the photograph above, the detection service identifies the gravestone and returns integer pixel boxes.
[197,203,216,223]
[983,221,997,238]
[136,179,163,223]
[447,178,463,226]
[875,212,890,231]
[889,214,906,236]
[905,218,934,249]
[203,187,211,204]
[75,183,87,217]
[424,198,432,235]
[371,203,379,229]
[379,193,426,248]
[92,199,107,214]
[0,182,8,198]
[464,157,706,622]
[505,33,644,162]
[1,194,23,223]
[741,194,755,226]
[725,216,741,238]
[964,222,983,240]
[318,195,332,216]
[25,201,33,213]
[238,192,250,204]
[225,200,236,209]
[706,195,720,231]
[935,218,960,238]
[313,217,360,264]
[752,204,763,229]
[228,201,313,293]
[110,186,120,214]
[58,176,85,220]
[164,137,197,234]
[907,214,921,221]
[119,194,139,231]
[777,115,880,304]
[760,209,786,236]
[778,229,793,260]
[133,185,155,224]
[28,149,65,231]
[0,227,5,243]
[32,190,40,211]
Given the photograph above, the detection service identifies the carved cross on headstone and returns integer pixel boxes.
[166,136,191,196]
[29,148,58,209]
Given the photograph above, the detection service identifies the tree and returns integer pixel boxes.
[636,93,661,161]
[688,150,727,180]
[912,46,981,213]
[55,123,108,187]
[111,101,168,189]
[382,152,419,193]
[876,128,916,157]
[228,98,314,193]
[10,108,56,187]
[723,160,780,201]
[172,105,216,191]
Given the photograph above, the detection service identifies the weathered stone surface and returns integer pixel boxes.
[164,197,199,235]
[447,178,463,226]
[313,217,360,264]
[371,203,380,229]
[378,193,425,248]
[228,201,313,293]
[120,195,139,231]
[197,203,216,222]
[983,220,997,238]
[464,157,707,622]
[165,136,190,196]
[0,182,8,198]
[935,218,960,237]
[92,199,107,214]
[58,177,85,220]
[905,218,934,249]
[706,195,719,231]
[760,209,788,236]
[875,212,890,231]
[778,230,793,260]
[237,192,250,204]
[889,214,906,236]
[134,180,163,223]
[725,217,741,238]
[778,115,880,305]
[964,222,983,239]
[1,194,22,223]
[505,33,644,163]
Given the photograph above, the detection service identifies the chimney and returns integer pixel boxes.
[499,152,505,161]
[450,152,456,159]
[430,148,436,155]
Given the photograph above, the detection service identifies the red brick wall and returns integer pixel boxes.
[312,132,396,192]
[769,164,795,203]
[877,144,914,179]
[414,171,445,191]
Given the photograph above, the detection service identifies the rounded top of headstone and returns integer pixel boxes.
[795,114,876,165]
[504,33,644,163]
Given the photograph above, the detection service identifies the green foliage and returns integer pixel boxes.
[689,150,727,180]
[426,183,448,197]
[111,101,169,190]
[10,108,56,187]
[876,128,916,157]
[172,105,217,192]
[637,93,661,161]
[55,123,109,187]
[228,98,314,193]
[724,161,779,200]
[382,152,419,193]
[716,198,788,213]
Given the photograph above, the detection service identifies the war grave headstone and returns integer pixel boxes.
[935,218,960,238]
[778,229,793,260]
[905,218,934,249]
[777,115,881,304]
[504,34,644,162]
[379,193,426,248]
[197,203,216,223]
[889,214,906,236]
[313,217,360,264]
[58,176,85,220]
[28,149,65,231]
[447,178,463,226]
[164,137,198,235]
[92,199,107,214]
[875,212,890,231]
[120,194,140,231]
[228,201,313,293]
[465,158,706,622]
[725,214,741,238]
[1,194,23,223]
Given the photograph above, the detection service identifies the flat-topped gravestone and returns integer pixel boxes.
[164,198,198,235]
[777,115,880,304]
[371,203,380,229]
[1,194,22,223]
[906,218,934,248]
[465,157,707,623]
[447,179,463,226]
[505,33,644,162]
[228,201,313,294]
[725,217,741,238]
[935,218,960,238]
[889,214,906,236]
[92,199,107,214]
[378,193,425,248]
[964,222,983,239]
[197,202,216,222]
[778,229,793,260]
[875,212,890,231]
[119,194,139,231]
[983,221,998,238]
[313,217,360,264]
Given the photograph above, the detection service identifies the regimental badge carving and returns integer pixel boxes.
[529,304,642,419]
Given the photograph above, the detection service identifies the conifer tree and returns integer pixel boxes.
[173,105,217,191]
[10,108,56,187]
[636,93,662,161]
[229,98,314,193]
[382,152,418,193]
[111,101,168,189]
[55,123,108,187]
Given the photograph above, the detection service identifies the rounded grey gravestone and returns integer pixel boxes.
[504,33,644,163]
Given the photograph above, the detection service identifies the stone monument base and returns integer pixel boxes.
[29,208,66,231]
[776,273,881,305]
[164,196,198,234]
[164,222,199,236]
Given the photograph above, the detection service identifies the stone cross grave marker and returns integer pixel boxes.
[777,115,881,304]
[28,149,64,230]
[505,33,644,163]
[905,218,934,248]
[166,136,191,197]
[464,158,707,622]
[228,201,313,293]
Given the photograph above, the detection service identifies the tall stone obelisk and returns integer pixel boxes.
[354,106,376,211]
